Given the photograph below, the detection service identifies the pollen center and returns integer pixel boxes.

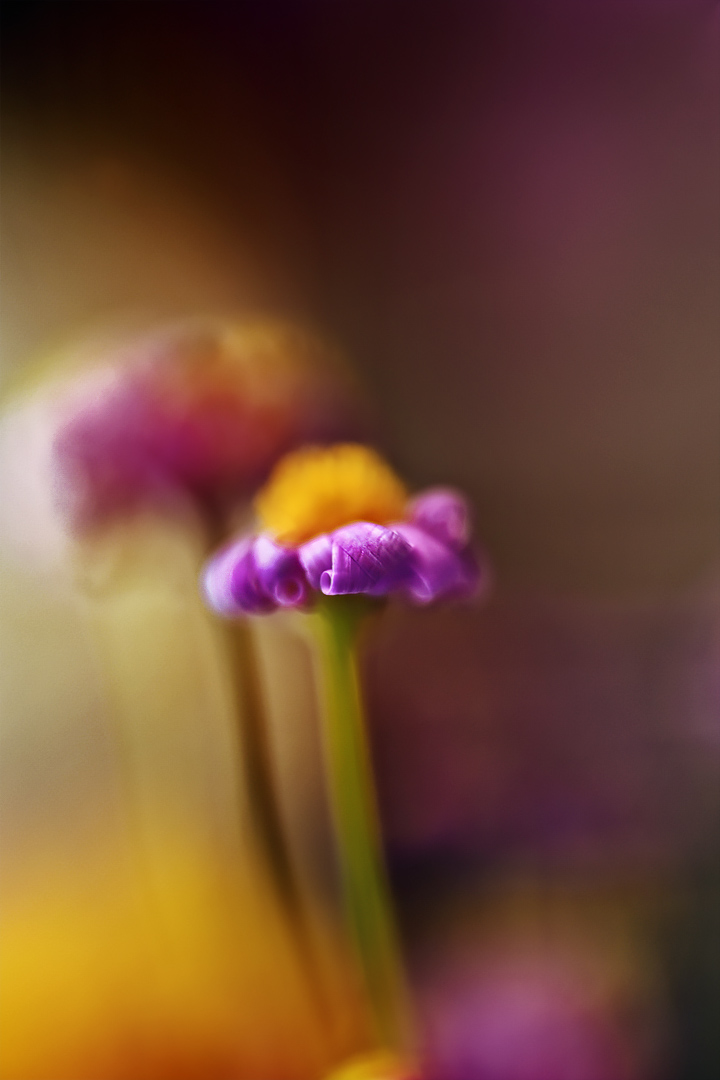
[255,443,408,544]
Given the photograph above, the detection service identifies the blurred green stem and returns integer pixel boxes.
[310,596,412,1051]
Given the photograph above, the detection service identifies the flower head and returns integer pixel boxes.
[202,444,485,617]
[52,321,364,533]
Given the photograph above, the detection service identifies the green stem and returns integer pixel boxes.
[310,596,412,1052]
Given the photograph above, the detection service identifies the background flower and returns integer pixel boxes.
[0,331,373,1077]
[52,321,365,533]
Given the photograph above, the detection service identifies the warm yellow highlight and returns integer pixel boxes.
[0,836,370,1080]
[325,1051,420,1080]
[255,444,408,545]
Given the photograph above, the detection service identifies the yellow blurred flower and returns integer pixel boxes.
[1,831,368,1080]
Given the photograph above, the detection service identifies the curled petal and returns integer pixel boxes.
[227,541,278,615]
[298,533,333,590]
[320,523,414,596]
[252,535,310,608]
[393,523,480,604]
[202,537,255,616]
[203,534,311,616]
[408,488,471,550]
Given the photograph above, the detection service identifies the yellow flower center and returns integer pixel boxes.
[255,443,408,545]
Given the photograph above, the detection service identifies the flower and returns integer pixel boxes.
[202,444,484,617]
[202,444,487,1070]
[51,321,364,533]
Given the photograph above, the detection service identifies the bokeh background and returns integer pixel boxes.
[2,2,719,1078]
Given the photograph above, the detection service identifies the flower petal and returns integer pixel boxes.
[202,537,252,616]
[320,523,414,596]
[298,533,333,590]
[393,523,480,604]
[203,534,312,615]
[408,488,471,550]
[202,537,273,616]
[252,535,310,608]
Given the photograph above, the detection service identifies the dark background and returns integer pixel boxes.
[3,0,719,594]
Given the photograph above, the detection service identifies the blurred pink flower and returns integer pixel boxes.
[53,320,364,532]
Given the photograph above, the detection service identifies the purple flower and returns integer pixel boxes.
[309,522,416,597]
[202,487,484,618]
[408,489,471,550]
[418,946,644,1080]
[203,535,311,616]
